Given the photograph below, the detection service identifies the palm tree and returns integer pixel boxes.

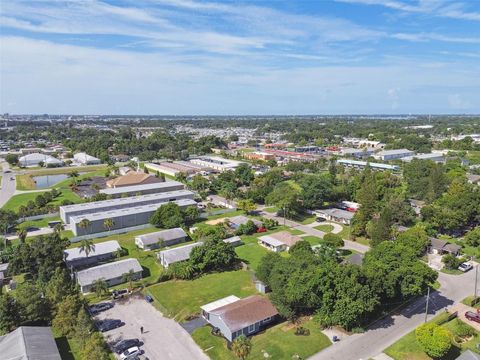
[122,269,137,292]
[91,278,108,297]
[53,223,64,235]
[232,335,252,360]
[79,238,95,258]
[103,218,114,233]
[78,218,91,235]
[68,170,80,186]
[16,228,27,244]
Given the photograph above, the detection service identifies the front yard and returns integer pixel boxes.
[385,312,480,360]
[147,270,257,322]
[192,318,331,360]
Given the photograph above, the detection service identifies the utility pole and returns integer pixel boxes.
[474,264,478,305]
[424,287,430,323]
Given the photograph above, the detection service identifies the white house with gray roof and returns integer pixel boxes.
[135,228,187,250]
[64,240,121,269]
[157,242,202,268]
[0,326,61,360]
[75,258,142,293]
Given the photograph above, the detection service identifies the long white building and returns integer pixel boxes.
[190,156,245,172]
[99,180,185,198]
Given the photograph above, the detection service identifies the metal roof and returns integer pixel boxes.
[135,228,187,246]
[100,180,184,195]
[337,159,399,171]
[201,295,240,313]
[158,242,202,264]
[0,326,61,360]
[76,258,142,286]
[316,208,355,220]
[64,240,121,262]
[376,149,414,156]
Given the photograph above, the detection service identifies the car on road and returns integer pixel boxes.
[459,262,473,272]
[88,302,114,315]
[120,346,141,359]
[112,289,130,299]
[113,339,141,354]
[465,311,480,324]
[144,295,153,303]
[95,319,124,332]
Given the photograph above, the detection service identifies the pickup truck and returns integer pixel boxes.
[465,311,480,324]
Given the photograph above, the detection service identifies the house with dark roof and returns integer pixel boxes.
[0,326,61,360]
[429,237,462,256]
[201,295,278,342]
[227,215,262,229]
[135,228,187,250]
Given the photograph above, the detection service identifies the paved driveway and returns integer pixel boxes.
[95,294,208,360]
[450,302,480,331]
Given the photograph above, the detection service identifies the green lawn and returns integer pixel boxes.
[462,296,480,309]
[192,319,331,360]
[51,170,106,189]
[16,174,36,190]
[441,268,464,275]
[287,228,305,235]
[315,224,334,233]
[385,312,480,360]
[303,236,323,246]
[23,164,108,176]
[147,270,257,321]
[264,207,278,214]
[2,188,81,212]
[17,216,61,230]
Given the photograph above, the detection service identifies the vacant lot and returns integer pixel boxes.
[3,189,81,212]
[147,270,256,322]
[192,318,331,360]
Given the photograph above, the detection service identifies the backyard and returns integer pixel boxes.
[192,318,331,360]
[147,270,257,321]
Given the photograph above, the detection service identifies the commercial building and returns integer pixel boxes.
[76,258,143,293]
[0,326,61,360]
[190,156,245,172]
[157,242,202,268]
[373,149,415,161]
[401,153,445,163]
[64,240,121,269]
[60,189,194,224]
[99,180,185,198]
[135,228,187,250]
[73,152,101,165]
[144,162,207,177]
[106,171,162,188]
[70,198,197,236]
[340,148,374,158]
[243,151,275,161]
[18,153,63,167]
[337,159,400,171]
[201,295,278,342]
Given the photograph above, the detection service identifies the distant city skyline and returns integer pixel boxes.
[1,0,480,115]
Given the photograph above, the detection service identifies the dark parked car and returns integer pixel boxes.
[465,311,480,324]
[113,339,141,354]
[88,302,114,315]
[112,289,130,299]
[144,295,153,303]
[95,319,124,332]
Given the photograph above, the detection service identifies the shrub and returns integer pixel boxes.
[452,319,475,339]
[442,254,461,270]
[415,323,452,358]
[262,218,278,230]
[294,326,310,336]
[323,233,344,248]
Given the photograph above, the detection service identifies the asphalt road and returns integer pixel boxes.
[309,270,477,360]
[0,161,16,208]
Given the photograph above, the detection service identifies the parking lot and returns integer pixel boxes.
[94,293,208,360]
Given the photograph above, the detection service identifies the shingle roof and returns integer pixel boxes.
[136,228,187,246]
[228,215,262,227]
[209,295,278,332]
[0,326,61,360]
[106,172,160,188]
[259,231,302,248]
[64,240,121,262]
[76,258,142,286]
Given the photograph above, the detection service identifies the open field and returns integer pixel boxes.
[2,189,81,212]
[147,270,256,321]
[22,164,108,176]
[192,318,331,360]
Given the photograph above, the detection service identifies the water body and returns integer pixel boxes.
[32,172,86,189]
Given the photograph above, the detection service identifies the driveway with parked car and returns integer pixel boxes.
[94,293,208,360]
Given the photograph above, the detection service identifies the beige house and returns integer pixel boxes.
[106,172,162,188]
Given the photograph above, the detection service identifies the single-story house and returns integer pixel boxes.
[135,228,187,250]
[106,171,163,188]
[64,240,121,269]
[73,152,101,165]
[201,295,278,342]
[0,326,61,360]
[467,174,480,185]
[75,258,143,294]
[428,237,462,256]
[157,242,202,268]
[258,231,302,252]
[223,236,243,247]
[227,215,262,229]
[315,208,354,225]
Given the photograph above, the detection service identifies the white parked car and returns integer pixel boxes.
[120,346,141,359]
[459,262,473,272]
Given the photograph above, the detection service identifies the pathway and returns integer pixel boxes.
[0,161,16,207]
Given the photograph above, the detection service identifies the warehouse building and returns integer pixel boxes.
[190,156,245,172]
[100,180,185,198]
[373,149,415,161]
[75,258,142,293]
[70,198,197,236]
[60,189,194,224]
[135,228,187,250]
[401,153,445,163]
[144,162,207,177]
[64,240,121,269]
[18,153,63,167]
[336,159,400,171]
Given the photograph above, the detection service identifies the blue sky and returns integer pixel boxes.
[1,0,479,115]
